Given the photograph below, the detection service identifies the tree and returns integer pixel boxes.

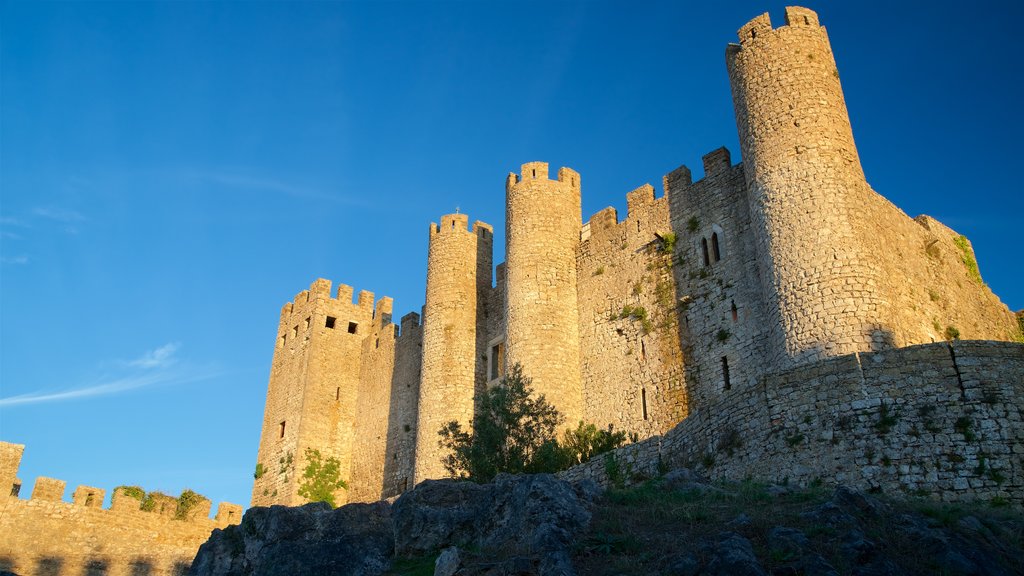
[438,364,566,482]
[297,448,347,507]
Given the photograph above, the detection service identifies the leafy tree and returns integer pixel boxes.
[297,448,347,507]
[560,421,628,466]
[438,364,565,482]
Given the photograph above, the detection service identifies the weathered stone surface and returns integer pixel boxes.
[393,474,591,575]
[189,501,393,576]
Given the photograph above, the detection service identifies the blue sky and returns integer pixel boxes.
[1,0,1021,511]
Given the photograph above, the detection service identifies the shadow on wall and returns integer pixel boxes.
[0,555,188,576]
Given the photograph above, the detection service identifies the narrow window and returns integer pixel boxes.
[292,326,298,339]
[279,421,286,438]
[279,335,286,348]
[304,316,310,330]
[347,321,358,334]
[722,357,731,390]
[85,492,95,507]
[641,389,648,420]
[532,169,536,178]
[731,300,738,322]
[375,338,380,348]
[335,387,340,401]
[711,232,721,262]
[701,238,710,266]
[325,316,336,329]
[804,15,810,25]
[751,28,757,39]
[636,220,641,232]
[490,342,504,380]
[640,340,646,361]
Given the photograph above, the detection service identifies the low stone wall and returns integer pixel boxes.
[0,443,242,576]
[561,341,1024,506]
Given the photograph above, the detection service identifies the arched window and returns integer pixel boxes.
[711,232,721,262]
[701,238,710,266]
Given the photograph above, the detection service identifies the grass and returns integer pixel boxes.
[953,235,983,284]
[573,477,1024,576]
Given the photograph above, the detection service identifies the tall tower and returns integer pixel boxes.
[504,162,584,427]
[251,279,374,507]
[413,214,493,482]
[727,7,886,370]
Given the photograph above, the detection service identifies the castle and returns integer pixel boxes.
[252,6,1022,508]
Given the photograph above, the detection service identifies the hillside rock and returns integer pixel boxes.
[190,473,592,576]
[188,501,393,576]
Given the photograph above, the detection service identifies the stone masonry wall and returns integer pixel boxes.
[505,163,585,429]
[414,215,492,483]
[381,313,423,498]
[576,182,686,439]
[667,148,771,408]
[0,443,242,576]
[862,192,1020,347]
[349,298,396,502]
[560,341,1024,507]
[727,7,888,371]
[251,279,376,507]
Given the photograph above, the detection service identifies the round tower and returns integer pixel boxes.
[726,7,886,370]
[414,213,492,483]
[504,162,583,427]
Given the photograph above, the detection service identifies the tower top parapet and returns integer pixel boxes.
[506,162,580,192]
[736,6,821,46]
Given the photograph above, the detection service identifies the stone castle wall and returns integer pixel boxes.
[727,7,887,371]
[250,6,1021,507]
[0,443,242,576]
[505,164,585,428]
[576,182,686,437]
[413,215,492,483]
[560,341,1024,506]
[251,280,376,507]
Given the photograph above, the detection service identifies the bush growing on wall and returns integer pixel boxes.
[298,448,347,508]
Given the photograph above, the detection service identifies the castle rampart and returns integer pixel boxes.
[0,442,241,576]
[560,340,1024,506]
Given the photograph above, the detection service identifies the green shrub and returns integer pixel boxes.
[659,232,677,254]
[253,463,265,480]
[175,489,208,520]
[944,326,960,341]
[298,448,347,508]
[562,421,628,466]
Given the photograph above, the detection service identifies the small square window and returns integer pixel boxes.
[347,322,358,334]
[325,316,336,329]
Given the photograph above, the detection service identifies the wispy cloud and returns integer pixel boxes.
[0,217,30,228]
[32,206,87,223]
[125,342,180,369]
[0,255,29,265]
[190,171,367,206]
[0,343,217,407]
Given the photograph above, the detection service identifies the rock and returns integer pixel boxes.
[393,473,590,576]
[727,513,751,528]
[704,532,767,576]
[188,501,393,576]
[830,486,888,518]
[665,552,702,576]
[434,547,461,576]
[768,526,809,553]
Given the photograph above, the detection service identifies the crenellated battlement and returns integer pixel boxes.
[736,6,821,46]
[506,162,581,191]
[0,442,241,526]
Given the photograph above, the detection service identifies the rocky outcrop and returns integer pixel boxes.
[189,473,593,576]
[190,471,1022,576]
